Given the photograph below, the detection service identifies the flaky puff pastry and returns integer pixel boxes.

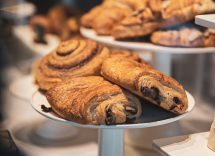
[162,0,215,22]
[46,76,142,125]
[81,0,148,35]
[151,27,205,47]
[101,57,188,114]
[151,28,215,47]
[112,0,215,39]
[34,39,110,91]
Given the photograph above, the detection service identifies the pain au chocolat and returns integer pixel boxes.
[34,39,110,91]
[46,76,142,125]
[101,57,188,114]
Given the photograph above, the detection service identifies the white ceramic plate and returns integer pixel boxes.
[13,25,60,56]
[81,28,215,54]
[31,91,195,129]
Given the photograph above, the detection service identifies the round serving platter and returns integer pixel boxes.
[31,90,195,129]
[81,28,215,54]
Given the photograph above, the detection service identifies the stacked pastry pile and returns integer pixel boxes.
[81,0,215,47]
[30,5,79,42]
[34,39,188,125]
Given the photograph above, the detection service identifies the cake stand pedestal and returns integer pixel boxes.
[31,91,195,156]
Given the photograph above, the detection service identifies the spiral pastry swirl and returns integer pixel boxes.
[34,39,110,91]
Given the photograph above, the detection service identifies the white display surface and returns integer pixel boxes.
[153,132,215,156]
[31,91,195,129]
[13,26,60,56]
[81,28,215,54]
[9,75,38,100]
[195,14,215,29]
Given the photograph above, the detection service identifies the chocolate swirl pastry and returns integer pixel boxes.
[34,39,110,91]
[101,57,188,114]
[46,76,142,125]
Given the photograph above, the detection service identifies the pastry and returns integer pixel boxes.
[151,28,215,47]
[46,76,142,125]
[204,29,215,47]
[112,0,163,39]
[81,0,148,35]
[101,57,188,114]
[111,50,143,63]
[60,18,79,41]
[162,0,215,26]
[151,27,205,47]
[208,117,215,152]
[34,39,110,91]
[47,5,73,35]
[29,15,51,33]
[112,0,215,39]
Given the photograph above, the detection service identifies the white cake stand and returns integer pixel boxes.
[80,28,215,75]
[31,91,195,156]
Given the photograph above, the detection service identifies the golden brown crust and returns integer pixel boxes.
[204,29,215,47]
[29,15,51,33]
[151,28,215,47]
[46,76,142,125]
[110,50,143,63]
[101,57,188,114]
[151,27,205,47]
[112,0,215,39]
[81,0,149,35]
[34,39,110,91]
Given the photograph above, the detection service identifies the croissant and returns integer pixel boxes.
[101,57,188,114]
[34,39,110,91]
[46,76,142,125]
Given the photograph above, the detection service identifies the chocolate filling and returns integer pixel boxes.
[141,87,160,104]
[105,108,116,125]
[173,97,180,105]
[41,105,52,112]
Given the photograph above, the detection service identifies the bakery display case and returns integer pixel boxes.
[0,0,215,156]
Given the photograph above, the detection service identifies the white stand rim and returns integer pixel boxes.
[31,91,195,129]
[80,27,215,54]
